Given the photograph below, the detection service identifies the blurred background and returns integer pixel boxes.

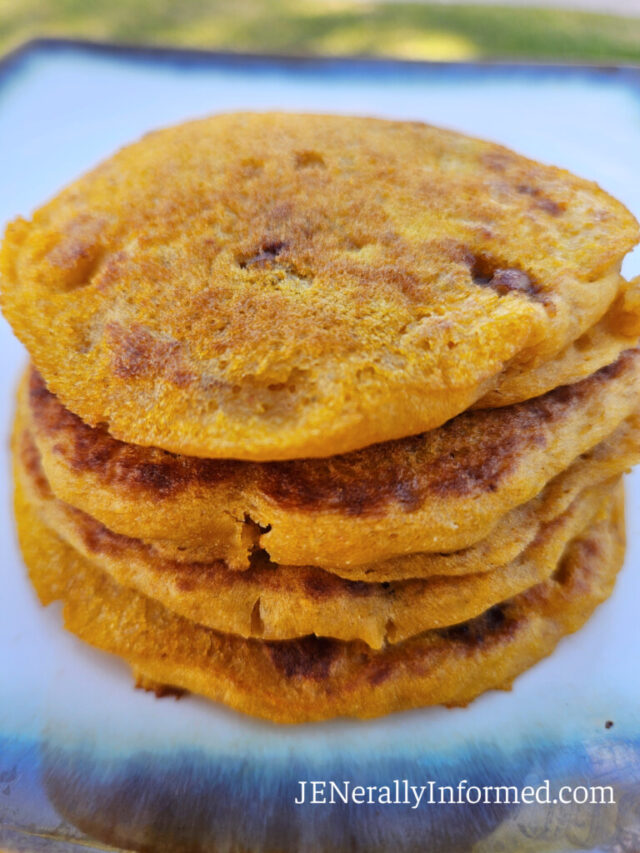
[1,0,640,65]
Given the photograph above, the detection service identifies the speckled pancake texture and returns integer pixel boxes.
[17,470,625,722]
[2,113,638,460]
[24,350,640,570]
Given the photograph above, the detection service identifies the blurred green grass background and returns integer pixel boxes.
[1,0,640,63]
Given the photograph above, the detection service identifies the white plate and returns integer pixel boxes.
[0,42,639,853]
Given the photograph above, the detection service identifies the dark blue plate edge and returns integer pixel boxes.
[1,36,640,94]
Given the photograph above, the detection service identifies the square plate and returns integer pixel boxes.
[1,41,639,853]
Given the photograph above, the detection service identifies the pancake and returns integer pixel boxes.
[15,418,619,648]
[475,278,640,408]
[347,414,639,582]
[2,113,637,460]
[17,474,625,722]
[23,362,640,579]
[25,349,640,570]
[24,368,255,569]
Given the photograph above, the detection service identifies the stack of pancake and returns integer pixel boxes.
[2,113,640,723]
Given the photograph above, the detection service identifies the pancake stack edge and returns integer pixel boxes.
[2,112,640,722]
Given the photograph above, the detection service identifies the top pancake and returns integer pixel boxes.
[1,112,638,459]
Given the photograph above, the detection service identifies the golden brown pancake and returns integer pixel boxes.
[25,350,640,570]
[475,279,640,408]
[350,415,639,582]
[2,113,637,460]
[23,362,640,578]
[17,474,625,722]
[15,417,620,648]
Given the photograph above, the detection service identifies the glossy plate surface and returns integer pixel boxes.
[0,42,639,853]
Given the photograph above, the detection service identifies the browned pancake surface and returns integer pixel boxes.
[26,350,640,568]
